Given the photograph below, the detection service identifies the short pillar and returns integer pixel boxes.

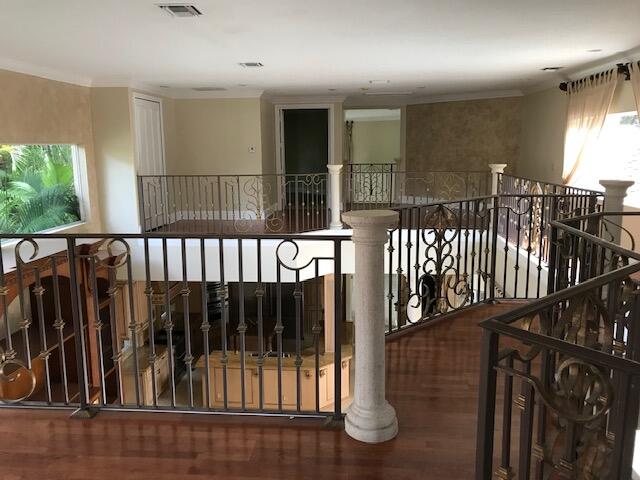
[599,179,634,245]
[488,163,507,195]
[342,209,399,443]
[328,164,344,229]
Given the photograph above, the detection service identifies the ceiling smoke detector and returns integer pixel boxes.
[238,62,264,68]
[157,4,202,17]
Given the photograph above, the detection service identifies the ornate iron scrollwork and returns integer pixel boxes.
[0,346,36,403]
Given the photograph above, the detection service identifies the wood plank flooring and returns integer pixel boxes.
[0,302,517,480]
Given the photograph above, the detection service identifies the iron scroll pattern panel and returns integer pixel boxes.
[386,197,495,334]
[477,212,640,480]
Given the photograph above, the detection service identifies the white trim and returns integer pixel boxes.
[408,89,523,105]
[71,145,89,224]
[267,95,346,104]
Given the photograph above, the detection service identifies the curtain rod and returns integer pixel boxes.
[558,63,632,92]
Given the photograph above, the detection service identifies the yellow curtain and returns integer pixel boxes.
[629,62,640,116]
[562,69,617,184]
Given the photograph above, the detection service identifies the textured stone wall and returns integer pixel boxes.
[405,96,522,172]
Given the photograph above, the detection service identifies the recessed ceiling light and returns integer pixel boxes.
[157,4,202,17]
[587,49,602,53]
[541,66,564,71]
[328,88,337,91]
[158,85,170,89]
[238,62,263,68]
[369,80,390,85]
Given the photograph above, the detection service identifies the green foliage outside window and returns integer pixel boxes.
[0,144,80,233]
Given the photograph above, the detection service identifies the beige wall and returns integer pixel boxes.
[0,69,102,232]
[405,96,522,172]
[519,88,567,183]
[91,87,139,233]
[351,120,401,165]
[260,98,276,175]
[169,98,263,175]
[519,80,638,184]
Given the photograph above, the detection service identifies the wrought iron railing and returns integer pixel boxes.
[476,211,640,479]
[498,173,603,198]
[384,189,604,335]
[0,232,348,420]
[346,164,491,210]
[138,173,329,234]
[497,176,602,266]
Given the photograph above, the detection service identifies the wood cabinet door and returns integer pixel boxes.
[212,367,254,408]
[263,369,296,410]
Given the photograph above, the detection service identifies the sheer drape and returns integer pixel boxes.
[629,62,640,117]
[563,69,617,184]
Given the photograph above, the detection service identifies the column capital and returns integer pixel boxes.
[488,163,507,174]
[599,179,634,195]
[327,164,344,173]
[342,210,398,243]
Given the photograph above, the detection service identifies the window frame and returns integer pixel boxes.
[0,142,88,234]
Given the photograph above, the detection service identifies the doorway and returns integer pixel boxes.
[276,105,333,175]
[133,94,166,230]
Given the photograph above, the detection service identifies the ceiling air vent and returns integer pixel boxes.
[238,62,264,68]
[158,4,202,17]
[192,87,227,92]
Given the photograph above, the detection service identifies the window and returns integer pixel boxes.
[570,111,640,207]
[0,144,82,233]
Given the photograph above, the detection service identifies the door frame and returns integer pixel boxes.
[132,92,167,230]
[132,92,167,175]
[274,104,334,176]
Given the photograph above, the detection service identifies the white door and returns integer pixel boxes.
[134,96,166,230]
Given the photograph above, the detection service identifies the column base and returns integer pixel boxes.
[330,221,343,230]
[345,401,398,443]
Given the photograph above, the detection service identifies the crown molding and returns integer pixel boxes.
[0,57,92,87]
[167,88,265,99]
[265,94,347,104]
[344,89,523,108]
[406,89,523,105]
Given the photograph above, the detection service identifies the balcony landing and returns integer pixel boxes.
[0,302,518,480]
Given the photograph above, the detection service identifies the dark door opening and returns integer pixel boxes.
[282,108,329,174]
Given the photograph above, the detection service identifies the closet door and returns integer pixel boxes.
[134,95,166,231]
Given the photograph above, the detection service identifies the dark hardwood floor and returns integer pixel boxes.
[0,303,517,480]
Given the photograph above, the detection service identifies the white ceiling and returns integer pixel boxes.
[2,0,640,102]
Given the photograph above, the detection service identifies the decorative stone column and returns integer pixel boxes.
[328,164,344,229]
[488,163,507,195]
[599,179,635,245]
[342,209,399,443]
